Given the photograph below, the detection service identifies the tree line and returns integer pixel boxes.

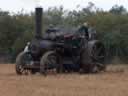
[0,2,128,63]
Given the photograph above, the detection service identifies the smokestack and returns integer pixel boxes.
[35,7,43,39]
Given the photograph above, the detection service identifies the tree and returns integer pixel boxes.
[109,5,127,15]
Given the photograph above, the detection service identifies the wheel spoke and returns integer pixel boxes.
[96,47,102,55]
[91,44,105,63]
[20,68,25,73]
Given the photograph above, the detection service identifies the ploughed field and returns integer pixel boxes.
[0,64,128,96]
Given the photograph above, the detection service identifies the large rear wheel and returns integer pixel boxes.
[90,41,106,72]
[80,40,106,73]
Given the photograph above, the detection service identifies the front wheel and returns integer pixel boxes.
[15,52,33,75]
[40,51,62,75]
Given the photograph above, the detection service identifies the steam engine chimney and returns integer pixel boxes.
[35,7,43,39]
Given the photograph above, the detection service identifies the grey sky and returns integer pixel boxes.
[0,0,127,13]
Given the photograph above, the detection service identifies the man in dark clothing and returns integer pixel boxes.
[78,22,89,40]
[44,24,58,40]
[45,24,57,33]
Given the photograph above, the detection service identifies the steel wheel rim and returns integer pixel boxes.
[17,53,33,75]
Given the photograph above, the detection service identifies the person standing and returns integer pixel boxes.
[78,22,89,40]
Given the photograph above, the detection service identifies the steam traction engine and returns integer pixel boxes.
[15,7,106,75]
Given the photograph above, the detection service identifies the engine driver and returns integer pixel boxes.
[78,22,89,40]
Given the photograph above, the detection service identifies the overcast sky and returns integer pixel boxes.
[0,0,127,13]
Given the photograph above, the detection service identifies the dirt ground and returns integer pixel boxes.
[0,64,128,96]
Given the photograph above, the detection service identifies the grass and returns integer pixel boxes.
[0,64,128,96]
